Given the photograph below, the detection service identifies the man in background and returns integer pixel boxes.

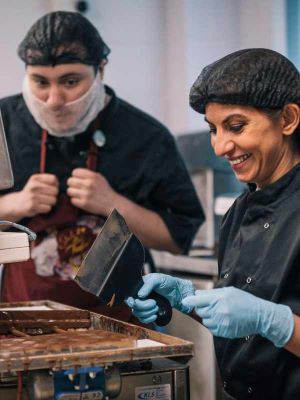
[0,11,204,321]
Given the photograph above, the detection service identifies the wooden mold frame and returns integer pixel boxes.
[0,300,193,373]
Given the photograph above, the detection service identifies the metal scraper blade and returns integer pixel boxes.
[74,209,145,305]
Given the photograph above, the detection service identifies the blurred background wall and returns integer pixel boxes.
[0,0,287,135]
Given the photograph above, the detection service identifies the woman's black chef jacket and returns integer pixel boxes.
[0,86,204,253]
[215,162,300,400]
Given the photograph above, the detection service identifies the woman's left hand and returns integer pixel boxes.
[182,286,294,347]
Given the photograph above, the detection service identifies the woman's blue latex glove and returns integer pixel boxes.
[126,273,194,324]
[182,286,294,347]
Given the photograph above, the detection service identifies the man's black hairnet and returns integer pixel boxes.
[190,48,300,114]
[18,11,110,66]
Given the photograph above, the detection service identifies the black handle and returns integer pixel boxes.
[147,291,172,326]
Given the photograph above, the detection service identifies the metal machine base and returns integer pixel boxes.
[0,359,189,400]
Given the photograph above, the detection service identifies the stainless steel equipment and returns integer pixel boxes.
[0,300,193,400]
[0,113,36,264]
[22,359,189,400]
[151,252,218,400]
[0,110,14,190]
[163,277,217,400]
[114,359,189,400]
[176,131,244,249]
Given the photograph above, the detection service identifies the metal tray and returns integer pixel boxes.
[0,300,193,373]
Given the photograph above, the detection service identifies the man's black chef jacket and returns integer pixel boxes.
[0,86,204,253]
[215,162,300,400]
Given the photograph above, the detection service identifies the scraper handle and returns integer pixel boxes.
[149,291,172,326]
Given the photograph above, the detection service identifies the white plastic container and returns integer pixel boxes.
[0,232,30,263]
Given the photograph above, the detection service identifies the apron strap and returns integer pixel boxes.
[86,141,98,171]
[40,129,48,173]
[86,113,102,171]
[40,126,99,173]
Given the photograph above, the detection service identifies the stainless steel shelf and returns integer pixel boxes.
[151,250,218,277]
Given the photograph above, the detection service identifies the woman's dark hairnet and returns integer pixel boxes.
[190,48,300,114]
[18,11,110,66]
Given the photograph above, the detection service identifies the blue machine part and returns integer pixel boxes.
[53,366,105,399]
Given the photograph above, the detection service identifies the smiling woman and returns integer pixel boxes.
[129,48,300,400]
[205,103,300,188]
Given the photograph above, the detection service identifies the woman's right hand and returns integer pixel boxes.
[126,273,194,324]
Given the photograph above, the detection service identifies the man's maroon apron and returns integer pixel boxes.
[1,127,132,322]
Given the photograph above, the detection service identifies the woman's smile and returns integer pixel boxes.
[226,153,252,169]
[205,103,300,188]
